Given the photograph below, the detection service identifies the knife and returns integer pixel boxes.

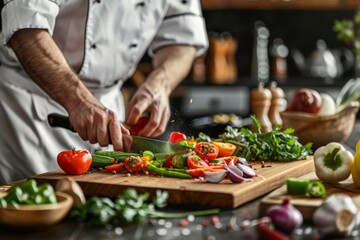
[47,113,188,154]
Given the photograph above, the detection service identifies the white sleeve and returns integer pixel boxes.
[2,0,61,45]
[148,0,208,57]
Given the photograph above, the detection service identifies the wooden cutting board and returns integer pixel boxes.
[32,157,315,208]
[259,172,360,221]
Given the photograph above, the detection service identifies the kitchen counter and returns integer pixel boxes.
[1,123,360,240]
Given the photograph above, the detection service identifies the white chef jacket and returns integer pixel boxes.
[0,0,208,184]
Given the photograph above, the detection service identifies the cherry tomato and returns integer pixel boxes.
[187,155,209,169]
[168,131,187,144]
[194,142,219,163]
[124,156,144,173]
[129,116,149,136]
[164,155,173,168]
[105,163,124,172]
[57,148,92,175]
[211,142,237,157]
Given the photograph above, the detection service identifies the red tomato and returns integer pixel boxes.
[105,163,124,172]
[57,148,92,175]
[194,142,219,163]
[168,131,187,144]
[211,142,237,157]
[124,156,144,173]
[164,155,173,168]
[129,116,149,135]
[187,155,208,169]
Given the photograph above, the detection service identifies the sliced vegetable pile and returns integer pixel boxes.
[89,141,256,183]
[56,116,312,183]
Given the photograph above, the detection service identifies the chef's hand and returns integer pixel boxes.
[125,68,170,137]
[68,97,130,150]
[125,45,196,137]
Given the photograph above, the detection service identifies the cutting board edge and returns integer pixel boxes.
[34,176,237,208]
[244,159,315,209]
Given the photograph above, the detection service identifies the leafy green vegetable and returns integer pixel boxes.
[335,78,360,112]
[70,196,116,225]
[216,115,313,161]
[196,132,212,143]
[69,188,219,226]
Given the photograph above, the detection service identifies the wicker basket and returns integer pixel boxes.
[280,101,360,150]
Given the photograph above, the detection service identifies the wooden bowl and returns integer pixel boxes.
[0,192,73,228]
[280,101,360,150]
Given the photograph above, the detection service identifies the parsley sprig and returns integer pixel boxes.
[70,188,219,226]
[216,115,313,161]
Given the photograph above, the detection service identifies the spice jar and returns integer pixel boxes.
[206,32,237,84]
[250,82,272,132]
[268,81,285,127]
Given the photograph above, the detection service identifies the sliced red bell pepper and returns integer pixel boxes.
[105,163,124,172]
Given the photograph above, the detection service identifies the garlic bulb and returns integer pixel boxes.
[313,193,360,237]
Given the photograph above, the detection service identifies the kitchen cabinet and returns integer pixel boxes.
[201,0,360,10]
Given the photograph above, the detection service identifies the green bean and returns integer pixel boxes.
[146,164,192,179]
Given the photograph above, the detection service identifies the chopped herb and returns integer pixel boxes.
[216,115,313,161]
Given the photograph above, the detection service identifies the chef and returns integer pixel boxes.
[0,0,208,184]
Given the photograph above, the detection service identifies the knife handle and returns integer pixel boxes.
[48,113,75,132]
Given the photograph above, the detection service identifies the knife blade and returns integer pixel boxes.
[47,113,188,153]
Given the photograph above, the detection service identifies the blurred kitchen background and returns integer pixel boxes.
[123,1,360,139]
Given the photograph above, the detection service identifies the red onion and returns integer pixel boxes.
[237,157,248,166]
[226,166,245,183]
[228,158,236,167]
[265,198,303,234]
[236,163,256,178]
[204,170,227,183]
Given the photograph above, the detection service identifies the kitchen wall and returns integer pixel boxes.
[163,8,360,137]
[201,8,358,83]
[129,7,360,138]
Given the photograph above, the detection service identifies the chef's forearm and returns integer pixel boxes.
[8,29,92,112]
[149,45,196,95]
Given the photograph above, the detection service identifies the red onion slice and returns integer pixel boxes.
[204,170,227,183]
[237,157,248,166]
[226,166,245,183]
[236,163,256,178]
